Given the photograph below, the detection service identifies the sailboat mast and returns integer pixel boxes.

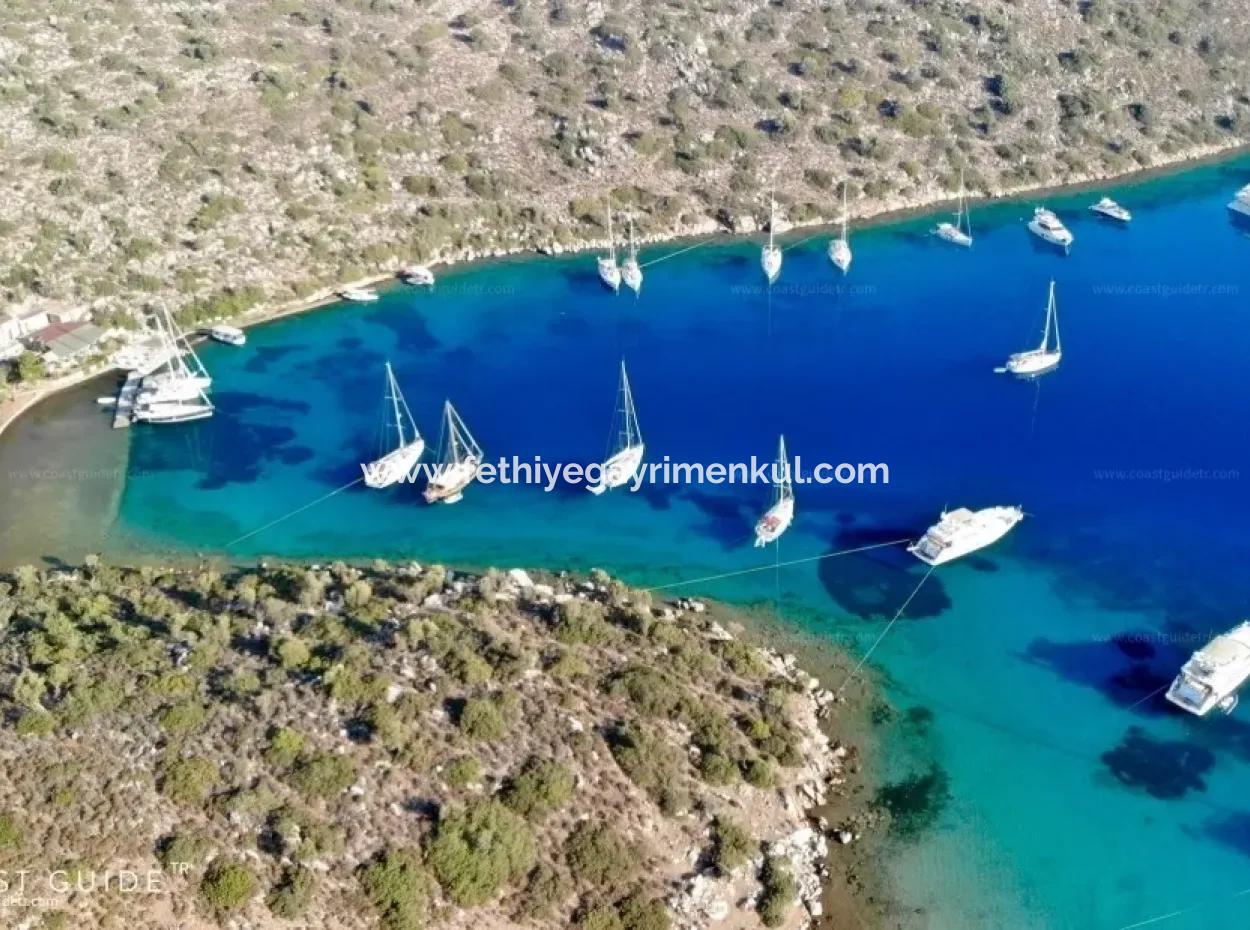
[1040,281,1056,351]
[768,191,776,250]
[619,361,640,448]
[385,363,406,447]
[777,434,792,502]
[1049,282,1060,352]
[841,183,848,240]
[606,204,615,262]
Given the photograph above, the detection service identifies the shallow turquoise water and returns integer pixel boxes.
[20,157,1250,927]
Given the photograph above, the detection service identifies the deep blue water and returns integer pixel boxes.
[103,157,1250,927]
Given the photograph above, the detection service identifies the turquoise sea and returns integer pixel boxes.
[3,156,1250,928]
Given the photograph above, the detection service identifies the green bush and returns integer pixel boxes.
[159,756,219,806]
[757,855,796,927]
[711,817,753,874]
[564,821,636,891]
[516,863,568,920]
[200,860,258,914]
[268,866,315,919]
[0,813,22,850]
[360,849,436,930]
[698,751,739,786]
[444,756,481,789]
[158,700,207,736]
[290,751,357,800]
[743,757,776,789]
[579,905,624,930]
[502,758,575,819]
[265,727,306,769]
[427,800,536,906]
[156,831,210,871]
[457,697,506,741]
[618,889,671,930]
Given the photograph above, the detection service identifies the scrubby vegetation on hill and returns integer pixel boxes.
[0,560,850,928]
[0,0,1246,331]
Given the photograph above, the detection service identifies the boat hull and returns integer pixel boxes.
[362,440,425,489]
[828,239,852,272]
[423,459,479,504]
[622,261,642,294]
[1028,220,1073,251]
[908,506,1023,566]
[588,444,645,495]
[135,401,214,424]
[754,498,795,547]
[1229,199,1250,218]
[1006,350,1062,378]
[598,258,621,292]
[934,223,972,247]
[761,247,782,283]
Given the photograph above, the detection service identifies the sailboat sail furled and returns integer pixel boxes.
[134,305,215,424]
[754,435,795,547]
[621,215,643,295]
[588,360,645,495]
[760,192,782,284]
[1001,281,1062,377]
[934,169,973,247]
[362,362,425,489]
[828,182,853,272]
[422,400,483,504]
[597,203,621,292]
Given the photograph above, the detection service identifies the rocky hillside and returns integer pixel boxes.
[0,0,1247,328]
[0,560,864,929]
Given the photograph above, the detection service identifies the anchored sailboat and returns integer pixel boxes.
[422,400,483,504]
[998,280,1062,377]
[597,203,621,292]
[761,191,782,284]
[828,182,853,272]
[134,306,214,424]
[753,435,795,547]
[588,360,645,495]
[934,170,973,247]
[621,215,643,295]
[361,362,425,489]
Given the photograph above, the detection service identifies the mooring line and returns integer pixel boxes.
[639,238,714,269]
[224,476,364,549]
[1116,885,1250,929]
[835,563,936,696]
[644,537,911,593]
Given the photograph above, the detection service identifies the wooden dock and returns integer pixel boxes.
[112,371,142,428]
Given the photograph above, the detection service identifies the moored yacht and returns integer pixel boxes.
[1089,197,1131,222]
[908,506,1024,566]
[207,324,246,346]
[134,306,214,423]
[361,362,425,489]
[998,281,1062,378]
[621,216,643,295]
[753,435,794,547]
[828,182,852,273]
[934,169,973,247]
[1028,207,1074,252]
[423,400,483,504]
[761,192,782,284]
[588,360,644,495]
[401,265,435,286]
[341,287,380,302]
[1228,183,1250,218]
[1166,622,1250,716]
[597,204,621,292]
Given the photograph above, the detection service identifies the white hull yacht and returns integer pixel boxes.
[361,362,425,489]
[401,265,435,286]
[340,287,379,302]
[135,305,214,424]
[207,324,246,346]
[598,203,621,292]
[423,401,483,504]
[909,506,1024,566]
[589,360,644,495]
[761,192,782,284]
[999,281,1062,378]
[1228,184,1250,218]
[1166,622,1250,716]
[753,435,795,547]
[621,216,643,295]
[828,181,853,272]
[1090,197,1131,222]
[934,170,973,247]
[1028,207,1073,252]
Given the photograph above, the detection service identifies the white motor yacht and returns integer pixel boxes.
[1089,197,1131,222]
[1166,622,1250,716]
[340,287,379,302]
[401,265,435,286]
[1228,183,1250,218]
[1028,207,1074,252]
[909,506,1024,566]
[207,324,246,346]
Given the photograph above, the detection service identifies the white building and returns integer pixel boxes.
[0,306,52,359]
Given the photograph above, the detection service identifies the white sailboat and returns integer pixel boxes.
[597,204,621,292]
[753,435,795,547]
[934,170,973,246]
[423,400,483,505]
[621,216,643,295]
[998,281,1062,377]
[134,306,214,424]
[828,182,853,272]
[361,362,425,489]
[588,360,645,495]
[761,192,782,284]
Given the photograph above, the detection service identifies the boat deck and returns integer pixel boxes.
[112,371,143,428]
